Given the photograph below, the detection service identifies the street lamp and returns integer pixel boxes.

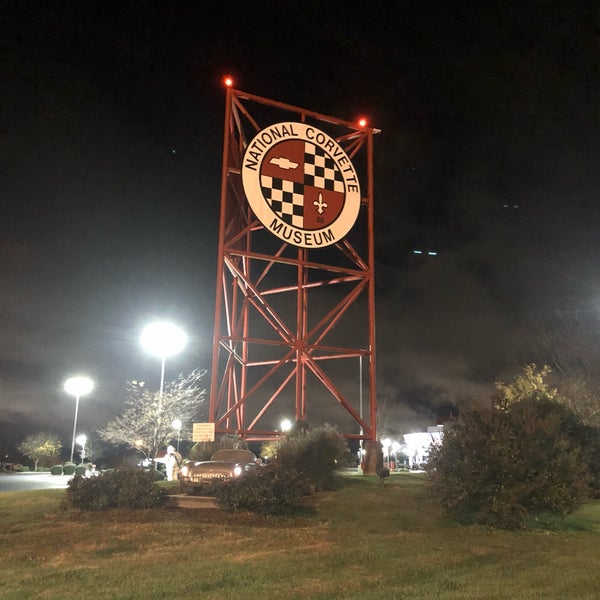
[172,419,182,452]
[140,321,187,462]
[382,438,391,468]
[76,434,87,464]
[140,321,187,399]
[391,441,401,470]
[280,418,292,433]
[64,376,94,463]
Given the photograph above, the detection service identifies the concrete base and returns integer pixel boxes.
[165,494,217,509]
[363,440,384,476]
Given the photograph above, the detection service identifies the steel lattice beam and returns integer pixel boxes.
[209,86,378,442]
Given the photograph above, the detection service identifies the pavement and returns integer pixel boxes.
[0,472,72,493]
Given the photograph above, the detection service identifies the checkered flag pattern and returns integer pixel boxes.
[261,177,304,226]
[260,141,345,227]
[303,142,344,192]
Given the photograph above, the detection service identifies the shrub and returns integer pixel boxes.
[50,465,64,476]
[74,465,87,476]
[63,463,77,476]
[12,464,29,472]
[578,424,600,497]
[152,469,166,481]
[276,424,349,491]
[427,398,591,529]
[64,468,166,511]
[214,464,310,515]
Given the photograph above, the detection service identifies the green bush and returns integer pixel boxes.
[152,469,166,481]
[275,424,349,491]
[63,463,77,476]
[12,464,29,472]
[214,464,310,515]
[584,434,600,497]
[427,398,591,529]
[74,465,87,476]
[64,468,166,511]
[50,465,64,476]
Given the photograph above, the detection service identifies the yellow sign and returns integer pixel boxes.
[192,422,215,442]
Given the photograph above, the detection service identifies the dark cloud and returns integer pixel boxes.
[2,1,600,455]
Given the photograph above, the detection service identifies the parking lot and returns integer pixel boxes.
[0,472,71,492]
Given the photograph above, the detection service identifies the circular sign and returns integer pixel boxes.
[241,122,361,248]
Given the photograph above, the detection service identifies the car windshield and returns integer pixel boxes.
[210,449,256,463]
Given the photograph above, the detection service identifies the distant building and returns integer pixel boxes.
[403,425,444,468]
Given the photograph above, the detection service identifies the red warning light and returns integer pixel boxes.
[358,117,368,128]
[223,75,234,87]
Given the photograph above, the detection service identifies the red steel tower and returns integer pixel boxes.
[209,82,378,443]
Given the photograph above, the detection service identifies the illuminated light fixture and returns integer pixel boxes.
[75,434,87,463]
[280,418,292,433]
[427,251,437,256]
[64,375,94,463]
[223,75,234,87]
[140,321,187,397]
[358,117,367,127]
[140,321,187,461]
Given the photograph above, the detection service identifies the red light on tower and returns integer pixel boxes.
[358,117,368,128]
[223,75,234,87]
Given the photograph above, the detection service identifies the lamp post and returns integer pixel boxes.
[140,321,188,400]
[140,321,187,455]
[172,419,182,452]
[280,418,292,433]
[64,376,94,463]
[391,441,400,471]
[382,438,391,469]
[76,434,87,464]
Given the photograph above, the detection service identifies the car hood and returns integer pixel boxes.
[188,461,241,473]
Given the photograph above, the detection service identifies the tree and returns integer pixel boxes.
[557,378,600,428]
[98,369,206,458]
[530,307,600,383]
[18,432,62,471]
[530,308,600,426]
[494,363,556,410]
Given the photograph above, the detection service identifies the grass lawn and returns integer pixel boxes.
[1,472,599,599]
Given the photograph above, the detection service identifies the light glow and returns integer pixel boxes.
[358,117,367,127]
[223,75,234,87]
[140,321,187,359]
[64,376,94,398]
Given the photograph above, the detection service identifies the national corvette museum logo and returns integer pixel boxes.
[241,122,361,248]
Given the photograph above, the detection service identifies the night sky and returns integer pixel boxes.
[2,1,600,456]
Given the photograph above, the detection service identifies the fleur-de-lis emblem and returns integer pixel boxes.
[313,192,328,215]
